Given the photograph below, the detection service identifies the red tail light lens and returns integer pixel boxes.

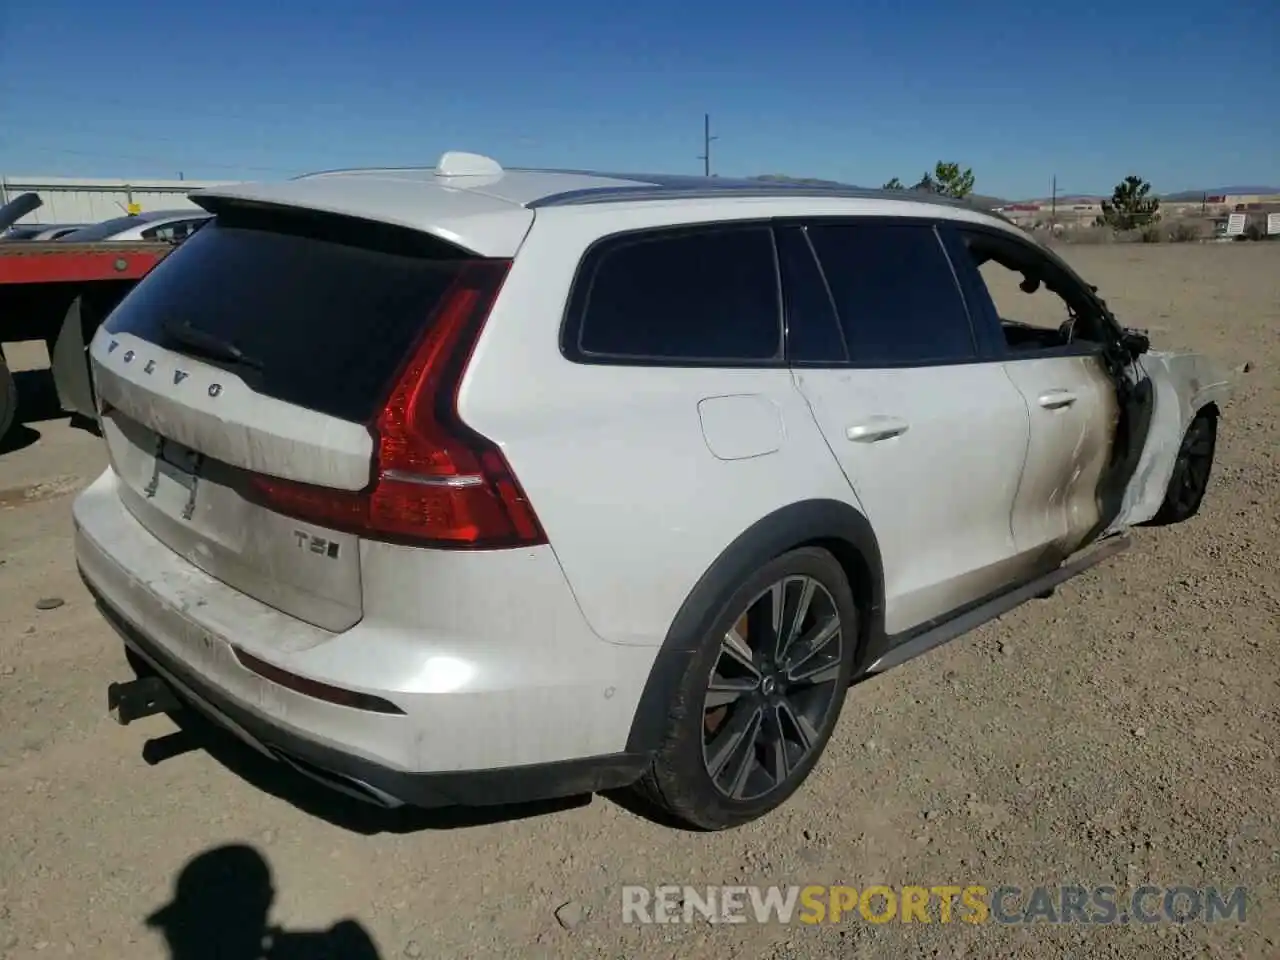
[247,259,546,548]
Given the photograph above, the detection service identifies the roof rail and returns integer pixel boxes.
[292,165,431,180]
[528,181,980,210]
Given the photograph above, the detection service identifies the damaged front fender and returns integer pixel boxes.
[1108,350,1238,530]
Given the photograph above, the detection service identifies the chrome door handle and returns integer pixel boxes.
[846,417,910,442]
[1038,390,1078,410]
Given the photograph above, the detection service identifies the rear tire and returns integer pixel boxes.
[0,355,16,444]
[1148,411,1217,525]
[632,547,857,830]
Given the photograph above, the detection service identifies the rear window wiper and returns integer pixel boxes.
[162,319,263,371]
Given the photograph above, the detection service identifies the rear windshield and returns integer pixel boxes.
[103,207,475,423]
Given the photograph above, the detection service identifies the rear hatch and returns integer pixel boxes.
[90,203,504,632]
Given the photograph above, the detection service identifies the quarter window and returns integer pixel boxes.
[574,226,782,363]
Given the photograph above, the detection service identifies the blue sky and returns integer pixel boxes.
[1,0,1275,199]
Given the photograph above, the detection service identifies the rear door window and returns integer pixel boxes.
[775,225,847,364]
[568,225,782,363]
[806,221,976,365]
[103,207,475,423]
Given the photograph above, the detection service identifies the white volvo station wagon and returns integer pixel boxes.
[75,152,1233,830]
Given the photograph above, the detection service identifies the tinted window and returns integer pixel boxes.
[807,222,975,365]
[776,226,847,364]
[104,209,474,423]
[575,227,781,362]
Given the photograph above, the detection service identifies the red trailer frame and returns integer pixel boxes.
[0,242,169,285]
[0,241,174,441]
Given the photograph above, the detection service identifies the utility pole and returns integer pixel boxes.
[697,113,718,177]
[1050,174,1057,229]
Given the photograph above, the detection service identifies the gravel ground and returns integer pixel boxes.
[0,242,1276,959]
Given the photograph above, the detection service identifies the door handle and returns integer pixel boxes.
[1037,390,1078,410]
[846,417,910,442]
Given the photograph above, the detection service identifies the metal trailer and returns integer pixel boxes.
[0,192,173,441]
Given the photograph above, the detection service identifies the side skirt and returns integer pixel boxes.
[861,534,1130,675]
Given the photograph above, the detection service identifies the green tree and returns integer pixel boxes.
[882,162,976,198]
[912,172,937,193]
[1099,175,1161,231]
[932,162,976,199]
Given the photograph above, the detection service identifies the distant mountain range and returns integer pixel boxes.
[749,175,1278,208]
[749,174,1008,210]
[1020,186,1280,204]
[1159,186,1279,201]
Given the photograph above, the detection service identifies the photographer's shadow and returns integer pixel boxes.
[145,844,382,959]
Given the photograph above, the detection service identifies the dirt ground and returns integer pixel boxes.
[1,242,1277,959]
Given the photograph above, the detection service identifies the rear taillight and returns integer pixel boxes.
[247,259,546,549]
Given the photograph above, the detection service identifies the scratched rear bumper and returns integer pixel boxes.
[87,582,644,809]
[73,468,649,807]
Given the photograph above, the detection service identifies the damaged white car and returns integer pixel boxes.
[76,157,1234,831]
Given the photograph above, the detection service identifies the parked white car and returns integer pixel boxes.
[1,222,88,241]
[75,152,1233,830]
[59,209,211,243]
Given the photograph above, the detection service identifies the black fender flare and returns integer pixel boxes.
[624,498,885,755]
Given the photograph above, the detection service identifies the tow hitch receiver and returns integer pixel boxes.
[107,676,181,725]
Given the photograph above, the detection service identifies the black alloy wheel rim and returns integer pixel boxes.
[701,575,845,802]
[1170,417,1214,514]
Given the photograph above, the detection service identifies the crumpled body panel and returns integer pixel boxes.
[1110,349,1236,530]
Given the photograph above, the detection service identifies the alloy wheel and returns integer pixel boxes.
[701,575,845,801]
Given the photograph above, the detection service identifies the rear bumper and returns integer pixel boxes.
[73,468,655,808]
[86,575,645,808]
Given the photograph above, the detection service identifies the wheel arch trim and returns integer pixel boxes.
[624,498,884,755]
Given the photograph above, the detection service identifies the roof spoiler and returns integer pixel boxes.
[0,192,43,234]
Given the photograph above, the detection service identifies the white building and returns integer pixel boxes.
[0,175,238,225]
